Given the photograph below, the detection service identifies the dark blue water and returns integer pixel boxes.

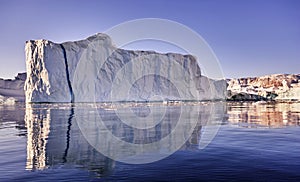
[0,102,299,181]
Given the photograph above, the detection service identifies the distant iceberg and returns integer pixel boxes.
[0,72,26,104]
[227,74,300,101]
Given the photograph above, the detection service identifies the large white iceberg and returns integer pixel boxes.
[25,33,226,103]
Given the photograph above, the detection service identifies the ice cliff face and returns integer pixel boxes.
[227,74,300,101]
[25,33,226,103]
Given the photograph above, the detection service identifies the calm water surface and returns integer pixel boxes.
[0,102,299,181]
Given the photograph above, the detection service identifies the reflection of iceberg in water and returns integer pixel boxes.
[227,102,300,128]
[25,104,115,176]
[25,105,50,170]
[25,102,226,171]
[75,102,226,164]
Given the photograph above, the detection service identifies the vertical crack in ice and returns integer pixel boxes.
[60,44,74,102]
[62,107,74,163]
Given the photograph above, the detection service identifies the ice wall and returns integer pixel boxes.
[25,33,226,103]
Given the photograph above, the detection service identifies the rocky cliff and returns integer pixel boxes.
[25,33,226,103]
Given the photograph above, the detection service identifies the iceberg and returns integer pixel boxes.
[227,74,300,101]
[25,33,226,103]
[0,95,17,105]
[0,72,26,104]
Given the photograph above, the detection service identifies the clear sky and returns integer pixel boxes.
[0,0,299,79]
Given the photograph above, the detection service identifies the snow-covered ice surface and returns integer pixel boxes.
[25,33,226,103]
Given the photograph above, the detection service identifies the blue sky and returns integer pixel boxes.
[0,0,299,79]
